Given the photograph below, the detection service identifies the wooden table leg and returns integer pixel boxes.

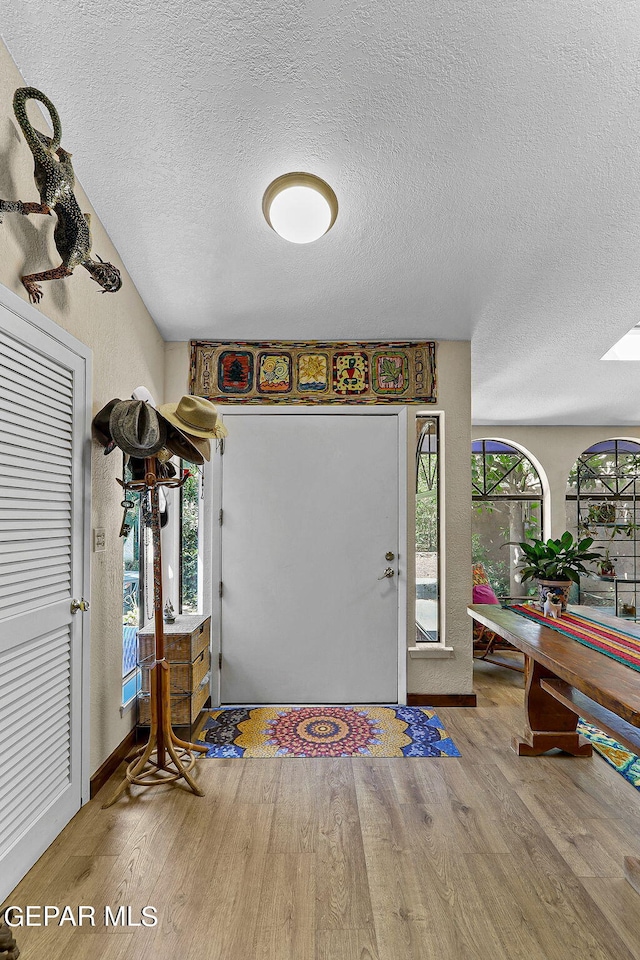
[511,658,593,757]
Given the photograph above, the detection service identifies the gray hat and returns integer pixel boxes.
[131,387,204,464]
[109,400,166,458]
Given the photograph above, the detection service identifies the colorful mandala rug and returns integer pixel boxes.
[577,720,640,792]
[197,705,460,758]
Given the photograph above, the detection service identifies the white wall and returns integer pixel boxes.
[0,44,165,772]
[166,340,474,697]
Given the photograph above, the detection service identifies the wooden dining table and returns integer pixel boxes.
[467,602,640,893]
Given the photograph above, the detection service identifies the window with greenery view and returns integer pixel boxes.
[416,417,439,641]
[472,440,543,598]
[180,463,200,613]
[567,439,640,616]
[122,458,143,704]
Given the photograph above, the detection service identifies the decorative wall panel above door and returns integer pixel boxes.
[189,340,436,405]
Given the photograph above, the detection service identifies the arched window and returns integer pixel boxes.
[472,440,543,598]
[567,439,640,618]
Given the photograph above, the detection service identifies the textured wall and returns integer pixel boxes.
[408,342,473,695]
[3,3,640,426]
[0,43,165,773]
[167,340,473,697]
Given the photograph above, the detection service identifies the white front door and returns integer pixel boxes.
[0,287,90,903]
[216,410,403,704]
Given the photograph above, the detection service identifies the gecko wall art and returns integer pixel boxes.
[0,87,122,303]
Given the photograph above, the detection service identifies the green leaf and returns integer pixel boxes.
[577,537,594,550]
[514,531,603,581]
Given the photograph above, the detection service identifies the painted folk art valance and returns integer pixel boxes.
[189,340,436,405]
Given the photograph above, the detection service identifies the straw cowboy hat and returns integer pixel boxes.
[109,400,166,458]
[158,396,228,462]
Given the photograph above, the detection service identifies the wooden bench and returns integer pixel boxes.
[468,603,640,894]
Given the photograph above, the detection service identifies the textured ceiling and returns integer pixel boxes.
[2,1,640,424]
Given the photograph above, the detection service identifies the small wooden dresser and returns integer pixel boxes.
[137,614,211,737]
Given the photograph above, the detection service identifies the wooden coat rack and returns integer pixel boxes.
[103,457,208,808]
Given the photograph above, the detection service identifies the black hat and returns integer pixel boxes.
[92,398,121,454]
[161,419,205,465]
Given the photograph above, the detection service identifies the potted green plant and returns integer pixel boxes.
[598,548,616,578]
[517,531,603,611]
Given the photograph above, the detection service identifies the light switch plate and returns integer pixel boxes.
[93,528,106,552]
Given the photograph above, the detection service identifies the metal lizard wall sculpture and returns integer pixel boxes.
[0,87,122,303]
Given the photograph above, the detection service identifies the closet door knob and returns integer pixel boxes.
[71,598,90,614]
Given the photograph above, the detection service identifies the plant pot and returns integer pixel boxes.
[591,504,616,524]
[537,579,572,612]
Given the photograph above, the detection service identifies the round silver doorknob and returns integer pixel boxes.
[378,567,395,580]
[70,598,90,614]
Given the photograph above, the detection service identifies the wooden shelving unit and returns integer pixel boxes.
[138,614,211,741]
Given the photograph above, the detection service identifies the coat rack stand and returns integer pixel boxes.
[103,457,208,808]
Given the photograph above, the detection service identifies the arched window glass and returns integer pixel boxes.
[567,439,640,619]
[472,440,543,598]
[567,439,640,495]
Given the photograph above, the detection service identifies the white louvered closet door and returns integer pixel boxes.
[0,291,90,903]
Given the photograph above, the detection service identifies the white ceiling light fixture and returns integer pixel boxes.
[263,172,338,244]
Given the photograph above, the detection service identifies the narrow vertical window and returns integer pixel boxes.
[180,462,200,613]
[122,458,142,705]
[416,417,440,641]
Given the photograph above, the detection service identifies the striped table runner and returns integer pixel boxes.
[509,605,640,673]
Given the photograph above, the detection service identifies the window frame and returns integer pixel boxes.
[416,415,441,642]
[471,439,544,601]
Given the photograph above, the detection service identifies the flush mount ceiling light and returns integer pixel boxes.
[262,172,338,244]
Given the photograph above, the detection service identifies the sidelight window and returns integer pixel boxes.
[179,462,201,613]
[416,417,440,642]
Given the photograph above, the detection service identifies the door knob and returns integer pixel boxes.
[385,552,395,561]
[378,567,395,580]
[71,598,90,614]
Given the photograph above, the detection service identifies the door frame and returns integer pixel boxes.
[202,405,408,705]
[0,282,92,803]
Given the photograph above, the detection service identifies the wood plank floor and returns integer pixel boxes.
[4,660,640,960]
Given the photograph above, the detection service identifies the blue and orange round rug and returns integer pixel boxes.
[197,705,460,759]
